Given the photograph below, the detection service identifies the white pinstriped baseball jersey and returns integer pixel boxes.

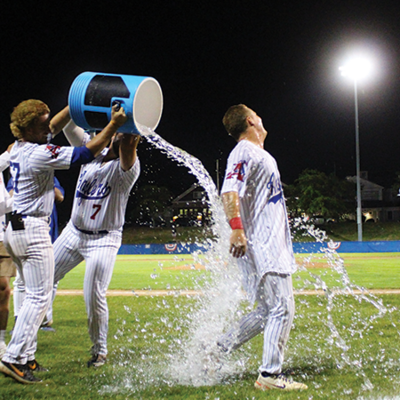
[221,140,296,296]
[70,132,140,232]
[9,141,73,217]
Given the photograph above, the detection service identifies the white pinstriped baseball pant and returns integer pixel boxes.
[2,216,53,364]
[53,222,121,356]
[218,272,294,374]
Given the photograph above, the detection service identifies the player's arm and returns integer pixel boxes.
[0,186,13,217]
[0,172,14,216]
[222,191,247,258]
[54,187,64,203]
[54,177,65,203]
[49,106,71,137]
[0,143,14,173]
[63,120,86,147]
[85,105,127,157]
[119,134,140,171]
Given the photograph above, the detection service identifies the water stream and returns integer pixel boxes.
[99,127,400,398]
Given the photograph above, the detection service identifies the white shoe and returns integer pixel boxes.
[255,373,308,391]
[0,342,6,358]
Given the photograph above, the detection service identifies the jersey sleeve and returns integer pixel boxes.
[0,150,10,173]
[221,144,250,197]
[30,144,74,171]
[0,173,12,216]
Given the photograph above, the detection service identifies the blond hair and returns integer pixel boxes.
[10,100,50,139]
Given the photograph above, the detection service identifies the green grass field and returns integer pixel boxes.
[56,252,400,291]
[2,252,400,399]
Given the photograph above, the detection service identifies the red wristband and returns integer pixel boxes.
[229,217,244,230]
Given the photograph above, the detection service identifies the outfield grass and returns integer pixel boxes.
[3,294,400,399]
[56,254,202,291]
[3,253,400,399]
[56,253,400,291]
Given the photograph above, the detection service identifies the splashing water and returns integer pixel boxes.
[139,125,248,386]
[99,127,400,397]
[289,218,392,392]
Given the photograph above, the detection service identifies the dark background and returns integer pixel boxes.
[1,1,400,225]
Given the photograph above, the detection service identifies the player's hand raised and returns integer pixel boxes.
[111,104,128,128]
[229,229,247,258]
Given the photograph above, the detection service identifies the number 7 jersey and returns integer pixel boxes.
[71,150,140,232]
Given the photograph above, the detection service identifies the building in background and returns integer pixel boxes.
[347,172,400,222]
[171,184,211,226]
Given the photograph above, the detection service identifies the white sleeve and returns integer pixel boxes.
[30,145,74,171]
[0,185,12,216]
[4,189,13,214]
[63,120,88,147]
[0,151,10,173]
[221,147,249,196]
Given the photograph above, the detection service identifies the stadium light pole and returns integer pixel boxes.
[339,57,372,242]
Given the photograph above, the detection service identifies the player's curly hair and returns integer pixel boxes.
[222,104,251,141]
[10,99,50,139]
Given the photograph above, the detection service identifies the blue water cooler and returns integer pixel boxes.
[68,71,163,134]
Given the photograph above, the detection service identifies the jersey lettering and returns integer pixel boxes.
[267,172,284,204]
[10,161,20,193]
[90,204,102,220]
[76,171,112,201]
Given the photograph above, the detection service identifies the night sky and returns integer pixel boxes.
[1,1,400,223]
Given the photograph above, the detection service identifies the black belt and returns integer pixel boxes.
[9,212,25,231]
[74,225,108,235]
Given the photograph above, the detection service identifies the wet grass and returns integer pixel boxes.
[4,253,400,398]
[3,294,400,399]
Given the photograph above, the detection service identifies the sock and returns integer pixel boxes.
[0,330,6,344]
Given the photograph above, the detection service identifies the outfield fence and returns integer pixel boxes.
[118,240,400,255]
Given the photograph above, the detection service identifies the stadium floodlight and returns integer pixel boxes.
[339,57,373,81]
[339,55,373,242]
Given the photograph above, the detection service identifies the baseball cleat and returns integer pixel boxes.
[40,319,53,327]
[216,341,230,353]
[87,354,107,368]
[40,319,56,332]
[27,359,48,372]
[40,326,56,332]
[0,361,42,384]
[254,373,308,391]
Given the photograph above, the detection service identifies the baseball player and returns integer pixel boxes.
[217,104,307,391]
[0,100,127,384]
[8,176,64,332]
[52,119,140,368]
[0,146,14,358]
